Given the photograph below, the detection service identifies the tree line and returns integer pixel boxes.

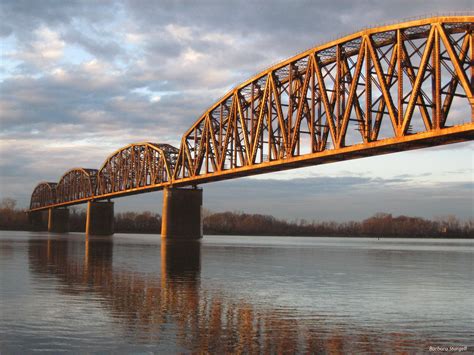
[203,211,473,237]
[1,198,472,237]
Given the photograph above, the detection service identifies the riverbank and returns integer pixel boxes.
[1,200,472,238]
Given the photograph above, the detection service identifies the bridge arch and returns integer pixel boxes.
[30,182,57,209]
[56,168,98,203]
[97,142,179,195]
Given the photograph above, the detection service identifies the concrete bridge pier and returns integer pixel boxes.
[161,187,203,240]
[48,208,69,233]
[29,211,48,231]
[86,201,114,235]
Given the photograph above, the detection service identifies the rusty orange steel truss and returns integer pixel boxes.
[97,143,179,196]
[30,16,474,211]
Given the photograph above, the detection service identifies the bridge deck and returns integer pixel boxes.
[29,123,473,212]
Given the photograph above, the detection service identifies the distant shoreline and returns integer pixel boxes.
[1,228,473,239]
[1,201,473,239]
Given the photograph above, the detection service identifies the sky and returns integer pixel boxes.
[0,0,473,221]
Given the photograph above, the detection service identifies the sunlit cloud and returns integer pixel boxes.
[7,25,65,70]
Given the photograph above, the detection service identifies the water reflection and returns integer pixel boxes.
[161,241,201,281]
[27,235,439,353]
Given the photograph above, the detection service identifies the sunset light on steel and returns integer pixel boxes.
[30,182,57,209]
[29,16,474,212]
[97,142,179,196]
[56,168,98,204]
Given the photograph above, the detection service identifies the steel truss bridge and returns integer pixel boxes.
[30,16,474,212]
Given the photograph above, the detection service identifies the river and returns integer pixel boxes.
[0,231,472,353]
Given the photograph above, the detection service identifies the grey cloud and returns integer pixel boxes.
[0,65,195,134]
[145,36,184,60]
[393,172,433,179]
[124,0,472,45]
[0,0,118,40]
[62,28,124,60]
[0,22,12,37]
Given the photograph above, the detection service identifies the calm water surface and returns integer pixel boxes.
[0,231,472,353]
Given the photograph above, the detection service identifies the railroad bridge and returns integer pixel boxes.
[29,16,474,238]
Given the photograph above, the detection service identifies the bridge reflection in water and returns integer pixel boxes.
[27,236,433,353]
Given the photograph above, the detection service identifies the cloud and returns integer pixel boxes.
[0,0,118,40]
[30,26,65,60]
[4,25,65,73]
[62,27,123,61]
